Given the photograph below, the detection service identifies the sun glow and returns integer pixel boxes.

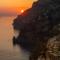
[21,10,24,13]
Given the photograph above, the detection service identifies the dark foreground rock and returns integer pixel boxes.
[12,0,60,60]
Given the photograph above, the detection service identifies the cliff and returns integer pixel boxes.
[12,0,60,59]
[13,0,48,30]
[12,0,48,51]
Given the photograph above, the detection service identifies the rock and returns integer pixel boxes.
[12,0,60,60]
[47,35,60,60]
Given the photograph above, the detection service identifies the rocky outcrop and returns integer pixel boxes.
[13,0,48,51]
[47,35,60,60]
[12,0,60,60]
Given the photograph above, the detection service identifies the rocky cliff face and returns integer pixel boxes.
[12,0,48,51]
[13,0,60,41]
[12,0,60,60]
[13,0,48,29]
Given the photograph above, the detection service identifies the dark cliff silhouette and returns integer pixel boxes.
[12,0,60,60]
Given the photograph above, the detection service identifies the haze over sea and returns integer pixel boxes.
[0,16,29,60]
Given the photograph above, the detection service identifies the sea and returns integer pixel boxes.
[0,16,29,60]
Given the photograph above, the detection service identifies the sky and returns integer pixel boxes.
[0,0,37,16]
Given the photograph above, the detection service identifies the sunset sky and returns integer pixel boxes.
[0,0,37,16]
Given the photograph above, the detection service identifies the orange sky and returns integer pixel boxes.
[0,0,37,16]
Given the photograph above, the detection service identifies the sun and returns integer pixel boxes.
[21,10,24,13]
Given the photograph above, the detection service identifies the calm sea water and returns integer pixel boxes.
[0,16,29,60]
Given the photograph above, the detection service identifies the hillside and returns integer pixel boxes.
[12,0,60,60]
